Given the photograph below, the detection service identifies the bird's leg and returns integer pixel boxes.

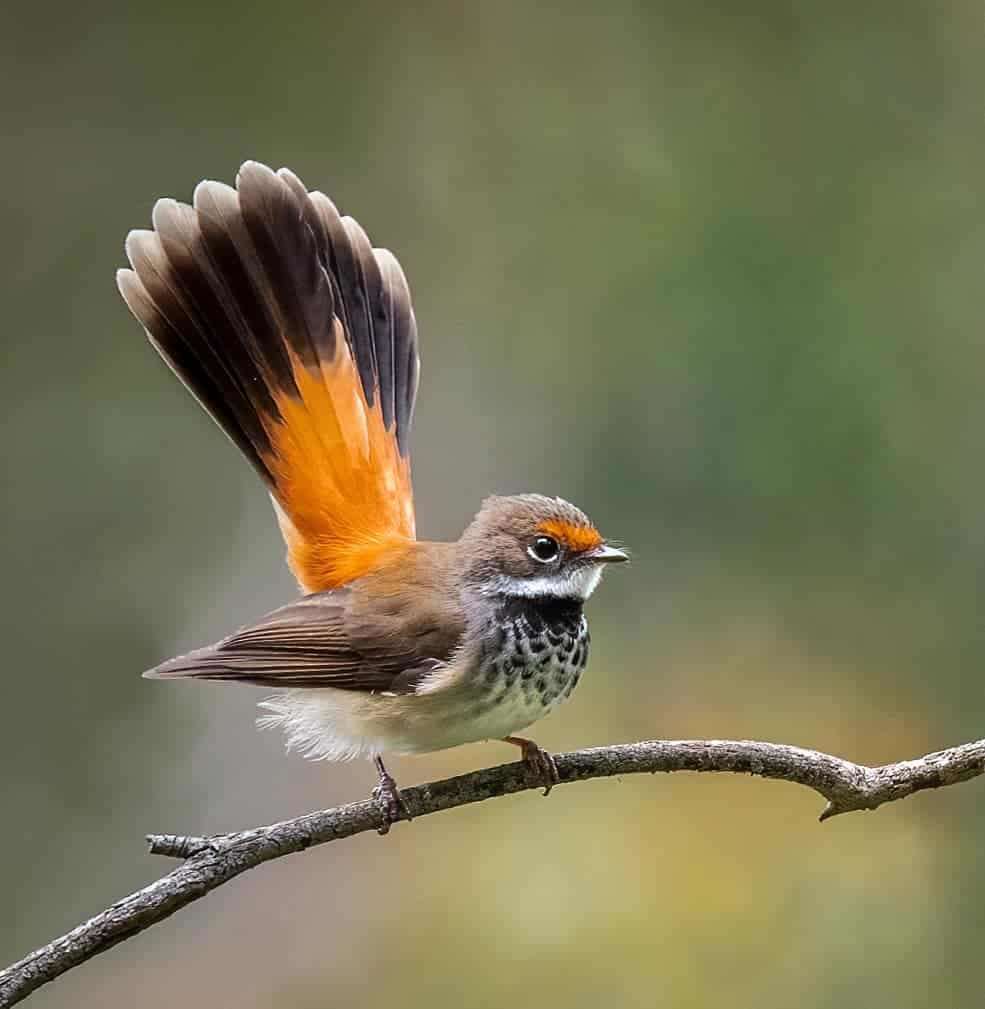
[371,755,412,835]
[502,736,561,796]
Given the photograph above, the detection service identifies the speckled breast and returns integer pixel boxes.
[473,597,590,730]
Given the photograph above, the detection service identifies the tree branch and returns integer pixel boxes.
[3,735,984,1007]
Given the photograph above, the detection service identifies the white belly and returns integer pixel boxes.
[256,624,588,760]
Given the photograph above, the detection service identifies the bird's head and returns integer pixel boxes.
[457,494,627,601]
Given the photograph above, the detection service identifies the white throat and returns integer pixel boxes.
[483,565,604,601]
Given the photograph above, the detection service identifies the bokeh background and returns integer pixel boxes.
[4,2,985,1006]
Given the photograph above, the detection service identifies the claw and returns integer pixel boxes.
[503,736,561,796]
[372,755,412,835]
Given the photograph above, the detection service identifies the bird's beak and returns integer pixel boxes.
[587,543,629,565]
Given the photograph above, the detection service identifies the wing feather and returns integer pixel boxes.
[145,588,457,692]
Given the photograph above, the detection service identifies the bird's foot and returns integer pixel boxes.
[372,755,412,835]
[503,736,561,796]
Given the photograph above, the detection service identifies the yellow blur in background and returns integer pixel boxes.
[3,2,985,1007]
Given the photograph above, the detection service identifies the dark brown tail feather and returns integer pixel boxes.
[117,161,419,482]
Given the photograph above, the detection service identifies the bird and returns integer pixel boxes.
[116,161,628,831]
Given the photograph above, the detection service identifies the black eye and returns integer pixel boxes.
[528,535,560,563]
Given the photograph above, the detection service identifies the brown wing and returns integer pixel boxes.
[117,162,420,593]
[145,578,464,692]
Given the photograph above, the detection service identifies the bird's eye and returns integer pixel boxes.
[528,535,560,563]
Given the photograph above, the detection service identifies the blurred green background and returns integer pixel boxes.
[3,1,985,1006]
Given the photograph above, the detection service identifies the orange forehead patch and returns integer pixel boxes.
[537,519,603,553]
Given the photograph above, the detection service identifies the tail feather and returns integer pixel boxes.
[309,193,386,418]
[117,161,420,591]
[152,197,292,417]
[376,248,419,453]
[120,228,279,480]
[236,162,336,369]
[191,179,305,401]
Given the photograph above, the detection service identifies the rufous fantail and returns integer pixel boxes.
[117,162,627,830]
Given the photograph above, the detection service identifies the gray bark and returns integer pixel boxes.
[2,736,984,1008]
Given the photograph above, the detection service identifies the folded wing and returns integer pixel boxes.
[146,587,459,692]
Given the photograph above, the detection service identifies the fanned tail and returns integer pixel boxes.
[117,162,420,591]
